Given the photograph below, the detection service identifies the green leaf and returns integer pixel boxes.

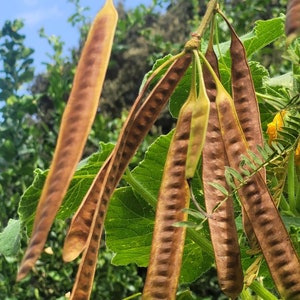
[208,182,229,196]
[0,219,21,257]
[105,187,155,267]
[244,16,285,57]
[18,142,114,235]
[217,16,285,58]
[106,131,213,284]
[176,290,197,300]
[127,131,173,207]
[248,61,269,93]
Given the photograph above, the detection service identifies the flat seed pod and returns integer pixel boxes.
[202,41,243,299]
[286,0,300,43]
[185,51,210,179]
[17,0,118,281]
[221,11,265,251]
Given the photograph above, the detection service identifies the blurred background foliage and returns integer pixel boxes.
[0,0,290,298]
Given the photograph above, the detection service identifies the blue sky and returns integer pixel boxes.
[1,0,153,75]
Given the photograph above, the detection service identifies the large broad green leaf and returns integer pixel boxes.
[217,16,285,58]
[105,131,213,284]
[143,17,284,120]
[105,187,155,267]
[244,16,285,57]
[18,142,114,234]
[0,219,21,257]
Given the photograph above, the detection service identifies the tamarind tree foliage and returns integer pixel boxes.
[1,0,300,299]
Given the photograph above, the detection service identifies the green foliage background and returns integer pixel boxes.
[1,0,299,299]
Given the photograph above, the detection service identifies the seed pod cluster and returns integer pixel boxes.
[205,54,300,299]
[67,54,193,299]
[62,53,191,262]
[17,0,118,281]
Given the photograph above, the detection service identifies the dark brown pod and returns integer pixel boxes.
[286,0,300,38]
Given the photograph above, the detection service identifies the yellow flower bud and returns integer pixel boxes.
[266,110,300,166]
[266,110,286,144]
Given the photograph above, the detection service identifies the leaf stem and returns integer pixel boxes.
[122,292,142,300]
[186,228,214,257]
[288,151,296,213]
[123,169,157,208]
[124,170,214,257]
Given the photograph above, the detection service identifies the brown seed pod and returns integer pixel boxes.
[17,0,118,281]
[68,53,193,300]
[142,78,193,300]
[286,0,300,41]
[62,154,112,262]
[202,41,244,299]
[221,11,265,251]
[208,58,300,299]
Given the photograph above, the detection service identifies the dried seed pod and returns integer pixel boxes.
[221,11,266,251]
[68,54,193,300]
[142,78,193,300]
[202,41,243,299]
[203,52,300,299]
[286,0,300,43]
[17,0,118,281]
[62,154,112,262]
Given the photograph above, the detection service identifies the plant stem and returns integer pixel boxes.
[240,287,253,300]
[186,228,214,257]
[195,0,218,38]
[249,280,278,300]
[122,293,142,300]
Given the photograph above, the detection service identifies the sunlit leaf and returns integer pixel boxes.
[0,219,21,257]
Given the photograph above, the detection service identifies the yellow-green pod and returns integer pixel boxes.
[185,50,210,179]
